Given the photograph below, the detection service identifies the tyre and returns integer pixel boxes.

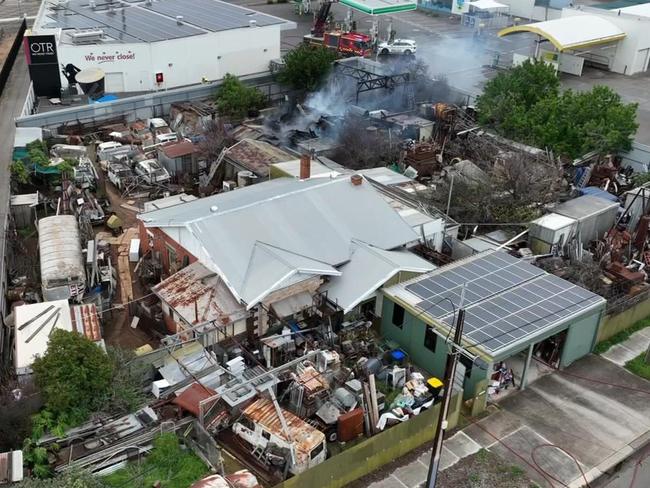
[381,48,389,55]
[327,430,338,443]
[404,49,412,56]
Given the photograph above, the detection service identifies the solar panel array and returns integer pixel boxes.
[143,0,284,32]
[404,252,603,355]
[45,0,282,44]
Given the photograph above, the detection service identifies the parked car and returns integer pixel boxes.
[378,39,417,55]
[134,159,171,185]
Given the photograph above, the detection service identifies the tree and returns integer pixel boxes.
[476,60,638,159]
[198,119,232,164]
[333,115,400,170]
[10,160,30,184]
[215,74,266,119]
[277,44,337,91]
[15,469,108,488]
[32,330,112,429]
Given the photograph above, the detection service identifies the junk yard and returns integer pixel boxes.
[3,0,650,487]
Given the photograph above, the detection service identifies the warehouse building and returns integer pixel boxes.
[26,0,295,97]
[381,251,606,399]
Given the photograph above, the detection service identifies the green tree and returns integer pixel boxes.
[476,59,559,132]
[10,160,30,184]
[277,44,337,91]
[16,469,108,487]
[26,140,49,166]
[476,60,638,158]
[32,330,113,429]
[215,73,266,119]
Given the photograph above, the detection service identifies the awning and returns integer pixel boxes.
[498,15,626,51]
[470,0,508,10]
[271,291,313,318]
[339,0,417,15]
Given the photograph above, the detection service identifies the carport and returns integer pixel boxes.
[380,251,607,400]
[498,15,626,74]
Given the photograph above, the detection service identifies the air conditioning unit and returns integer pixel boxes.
[71,29,105,44]
[222,180,237,192]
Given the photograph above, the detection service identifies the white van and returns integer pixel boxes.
[135,159,171,185]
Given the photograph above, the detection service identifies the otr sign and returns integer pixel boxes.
[25,35,58,64]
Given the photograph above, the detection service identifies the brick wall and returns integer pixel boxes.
[138,221,197,277]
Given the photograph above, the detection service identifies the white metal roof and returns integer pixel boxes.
[619,4,650,17]
[499,15,626,51]
[531,213,576,231]
[339,0,417,15]
[10,193,39,207]
[14,300,73,374]
[323,240,435,313]
[38,215,85,286]
[141,177,417,308]
[142,193,197,212]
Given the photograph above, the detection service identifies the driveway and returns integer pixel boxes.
[464,355,650,487]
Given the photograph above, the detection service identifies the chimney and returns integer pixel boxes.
[351,174,363,186]
[176,15,184,25]
[300,153,311,180]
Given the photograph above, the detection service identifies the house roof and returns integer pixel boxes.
[323,240,435,313]
[225,139,295,178]
[160,140,199,159]
[384,251,606,360]
[498,15,625,51]
[152,261,247,327]
[140,176,417,307]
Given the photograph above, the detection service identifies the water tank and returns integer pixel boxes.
[75,67,105,99]
[237,170,257,187]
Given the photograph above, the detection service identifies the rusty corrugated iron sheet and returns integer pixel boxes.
[190,471,260,488]
[172,382,217,417]
[70,303,102,342]
[242,398,325,460]
[0,452,8,483]
[226,139,293,178]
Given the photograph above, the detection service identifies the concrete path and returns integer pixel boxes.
[368,356,650,488]
[601,328,650,367]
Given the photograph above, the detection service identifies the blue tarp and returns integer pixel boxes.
[580,186,619,202]
[91,94,118,104]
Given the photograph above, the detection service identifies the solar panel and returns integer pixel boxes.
[406,252,545,318]
[404,252,604,355]
[143,0,284,33]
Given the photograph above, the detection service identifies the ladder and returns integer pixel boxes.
[205,146,228,186]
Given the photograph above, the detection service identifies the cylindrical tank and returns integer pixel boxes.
[237,170,256,187]
[75,67,105,99]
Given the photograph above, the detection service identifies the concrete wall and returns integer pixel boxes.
[562,7,650,75]
[274,392,461,488]
[598,296,650,342]
[53,24,282,92]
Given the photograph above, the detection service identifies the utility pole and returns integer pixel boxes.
[425,307,466,488]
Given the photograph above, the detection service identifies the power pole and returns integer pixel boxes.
[425,307,466,488]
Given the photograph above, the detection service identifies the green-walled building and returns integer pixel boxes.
[379,251,606,400]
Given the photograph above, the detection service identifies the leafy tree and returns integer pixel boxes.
[26,140,49,166]
[103,346,147,415]
[215,74,266,119]
[15,469,108,487]
[476,60,638,158]
[10,160,30,184]
[32,330,113,429]
[277,44,337,91]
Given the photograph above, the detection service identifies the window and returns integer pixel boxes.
[262,430,271,441]
[392,303,405,328]
[166,244,177,268]
[459,354,473,379]
[182,255,190,268]
[424,327,437,353]
[240,417,254,431]
[310,441,324,459]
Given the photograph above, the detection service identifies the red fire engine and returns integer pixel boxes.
[303,0,373,57]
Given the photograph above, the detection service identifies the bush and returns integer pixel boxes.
[10,160,30,184]
[215,73,266,119]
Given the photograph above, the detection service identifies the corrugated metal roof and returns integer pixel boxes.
[153,261,247,326]
[172,382,217,417]
[243,397,325,461]
[323,240,435,313]
[143,193,197,212]
[160,141,198,159]
[38,215,85,286]
[10,193,39,207]
[141,177,417,307]
[225,139,295,178]
[71,303,103,342]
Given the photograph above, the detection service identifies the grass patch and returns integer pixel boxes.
[102,433,208,488]
[594,317,650,354]
[625,353,650,381]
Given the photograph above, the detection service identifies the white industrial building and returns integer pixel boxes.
[28,0,295,94]
[499,4,650,75]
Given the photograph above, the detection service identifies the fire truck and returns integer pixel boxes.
[303,0,373,57]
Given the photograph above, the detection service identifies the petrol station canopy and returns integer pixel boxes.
[339,0,417,15]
